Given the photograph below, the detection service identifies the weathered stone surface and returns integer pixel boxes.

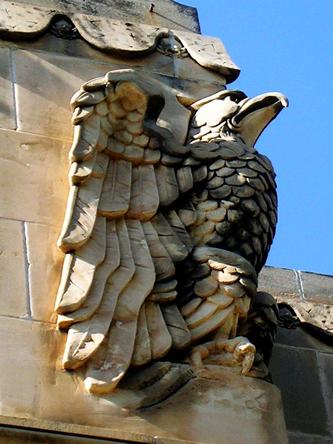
[175,31,239,82]
[0,1,242,84]
[0,219,27,318]
[57,221,120,330]
[26,223,63,323]
[0,47,15,130]
[0,316,288,443]
[160,75,227,103]
[189,305,234,341]
[288,432,333,444]
[0,128,68,225]
[275,326,333,353]
[279,296,333,333]
[0,0,200,34]
[127,165,159,219]
[317,353,333,429]
[83,220,156,393]
[161,304,191,350]
[58,154,109,252]
[99,159,132,217]
[193,275,218,297]
[208,293,234,308]
[146,301,172,359]
[301,271,333,305]
[181,297,202,317]
[270,344,330,436]
[152,213,189,262]
[258,266,301,299]
[186,300,218,329]
[0,1,300,442]
[0,34,179,80]
[131,304,151,366]
[173,55,227,84]
[56,217,107,314]
[13,50,119,139]
[300,303,333,332]
[61,219,133,370]
[0,425,127,443]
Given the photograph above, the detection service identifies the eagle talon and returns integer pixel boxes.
[189,336,256,375]
[235,342,256,375]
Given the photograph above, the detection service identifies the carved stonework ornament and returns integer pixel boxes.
[55,68,287,401]
[49,16,80,40]
[156,33,188,58]
[0,1,239,83]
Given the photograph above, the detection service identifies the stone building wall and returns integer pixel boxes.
[0,3,331,443]
[0,29,227,327]
[0,21,261,444]
[259,267,333,444]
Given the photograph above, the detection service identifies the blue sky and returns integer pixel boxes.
[183,0,333,275]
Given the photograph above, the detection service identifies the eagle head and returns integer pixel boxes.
[189,90,288,147]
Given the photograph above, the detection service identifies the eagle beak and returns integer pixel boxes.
[230,92,288,147]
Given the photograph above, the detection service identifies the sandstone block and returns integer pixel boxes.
[13,50,120,140]
[0,219,27,317]
[12,50,206,142]
[2,33,175,75]
[0,128,68,225]
[0,315,288,443]
[174,55,226,84]
[300,271,333,305]
[270,344,329,436]
[158,74,227,103]
[26,223,64,323]
[0,48,15,130]
[258,266,301,299]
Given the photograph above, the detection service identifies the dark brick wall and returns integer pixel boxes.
[259,266,333,443]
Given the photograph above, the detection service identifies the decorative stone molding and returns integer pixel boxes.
[0,1,240,82]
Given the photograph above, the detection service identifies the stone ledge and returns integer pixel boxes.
[258,266,300,299]
[0,415,181,444]
[300,271,333,305]
[0,47,16,130]
[0,316,288,444]
[288,431,333,444]
[0,421,126,444]
[275,327,333,353]
[269,344,330,436]
[259,266,333,306]
[0,219,28,318]
[259,266,333,331]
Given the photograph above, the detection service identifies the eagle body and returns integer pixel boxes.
[188,138,277,273]
[54,70,287,394]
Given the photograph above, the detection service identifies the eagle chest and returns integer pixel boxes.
[189,142,277,271]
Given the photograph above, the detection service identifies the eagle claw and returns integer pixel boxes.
[189,336,256,376]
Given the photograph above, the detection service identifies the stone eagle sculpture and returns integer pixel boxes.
[55,69,287,397]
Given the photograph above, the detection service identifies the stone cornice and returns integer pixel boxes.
[0,1,240,83]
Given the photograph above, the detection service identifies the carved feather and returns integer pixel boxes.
[55,216,107,314]
[56,72,195,392]
[182,247,257,342]
[84,220,155,393]
[62,218,134,369]
[57,220,120,329]
[58,153,109,252]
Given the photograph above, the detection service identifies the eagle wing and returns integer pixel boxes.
[55,70,195,393]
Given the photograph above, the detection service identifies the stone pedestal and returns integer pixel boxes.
[0,316,288,443]
[0,319,287,444]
